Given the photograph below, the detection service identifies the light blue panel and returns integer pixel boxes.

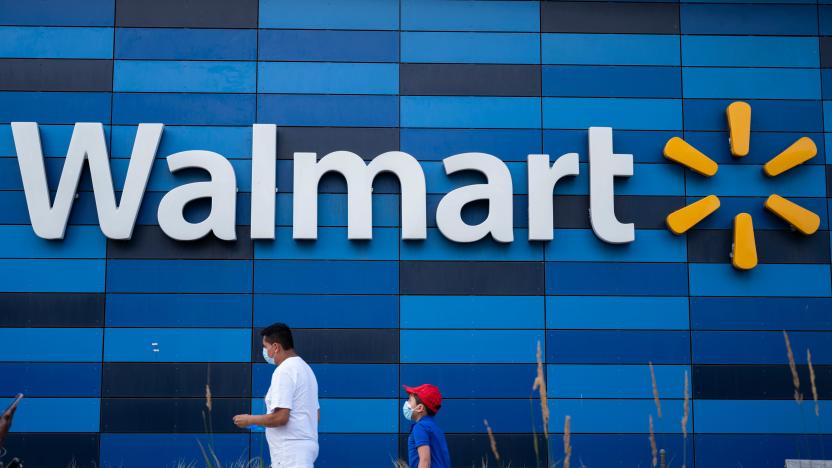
[258,62,398,94]
[690,264,832,297]
[400,128,542,162]
[548,364,690,398]
[401,296,544,329]
[113,93,255,126]
[106,260,251,293]
[0,124,108,157]
[401,96,540,129]
[104,328,251,362]
[0,0,114,26]
[683,68,821,100]
[400,330,544,363]
[547,297,690,330]
[0,328,102,361]
[112,125,252,158]
[682,36,819,68]
[259,0,399,30]
[543,98,682,130]
[549,399,689,434]
[0,259,104,292]
[114,61,256,93]
[0,226,105,258]
[542,34,680,66]
[276,194,400,227]
[401,32,539,64]
[106,294,252,327]
[401,229,543,261]
[545,230,686,262]
[254,227,399,260]
[258,94,397,127]
[0,92,111,124]
[401,0,539,32]
[686,164,826,197]
[696,400,831,433]
[318,399,398,433]
[110,158,252,192]
[254,260,397,294]
[0,26,112,58]
[420,160,528,194]
[1,397,99,432]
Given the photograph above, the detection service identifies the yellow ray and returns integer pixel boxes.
[763,137,817,177]
[726,101,751,157]
[663,137,719,176]
[765,194,821,235]
[666,195,721,234]
[732,213,757,270]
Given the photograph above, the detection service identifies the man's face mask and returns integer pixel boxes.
[263,344,277,365]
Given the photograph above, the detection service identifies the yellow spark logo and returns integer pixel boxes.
[663,101,821,270]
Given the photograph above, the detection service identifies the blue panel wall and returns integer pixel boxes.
[0,1,830,467]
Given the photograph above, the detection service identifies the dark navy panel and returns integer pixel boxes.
[257,94,398,127]
[253,328,399,364]
[545,195,683,230]
[115,28,257,60]
[541,2,679,34]
[691,298,832,331]
[543,65,681,98]
[696,434,832,468]
[1,434,99,467]
[399,261,545,295]
[683,99,823,133]
[116,0,258,28]
[136,193,253,226]
[693,331,832,364]
[681,4,818,36]
[102,363,251,397]
[277,127,399,159]
[106,293,252,327]
[112,93,256,125]
[259,30,398,62]
[549,434,691,468]
[822,37,832,68]
[253,363,397,398]
[401,364,537,398]
[694,365,832,400]
[254,260,398,294]
[0,293,104,326]
[547,330,691,364]
[0,92,111,124]
[254,295,398,328]
[100,434,250,468]
[107,225,252,260]
[0,59,112,91]
[687,229,831,264]
[401,128,541,162]
[400,64,540,97]
[0,0,114,26]
[101,398,250,433]
[106,260,252,293]
[546,262,689,296]
[0,363,101,396]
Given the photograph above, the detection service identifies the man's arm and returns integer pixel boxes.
[0,401,20,450]
[417,445,431,468]
[233,408,290,428]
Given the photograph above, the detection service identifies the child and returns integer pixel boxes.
[402,384,451,468]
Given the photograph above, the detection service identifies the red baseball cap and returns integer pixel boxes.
[403,384,442,413]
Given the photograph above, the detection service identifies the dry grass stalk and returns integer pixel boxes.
[681,370,689,439]
[532,339,550,439]
[649,361,662,418]
[808,349,819,417]
[391,458,409,468]
[563,415,572,468]
[648,415,657,468]
[783,330,803,403]
[484,419,501,462]
[205,383,213,412]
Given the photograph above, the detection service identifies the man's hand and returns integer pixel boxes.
[0,398,20,449]
[232,414,253,428]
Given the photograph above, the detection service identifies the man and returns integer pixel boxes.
[233,323,320,467]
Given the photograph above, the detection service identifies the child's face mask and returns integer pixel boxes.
[402,400,415,421]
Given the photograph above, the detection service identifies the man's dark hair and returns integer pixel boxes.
[260,323,294,350]
[413,394,437,417]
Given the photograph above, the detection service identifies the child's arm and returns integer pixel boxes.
[417,445,431,468]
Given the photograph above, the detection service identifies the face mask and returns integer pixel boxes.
[402,401,414,421]
[262,347,275,365]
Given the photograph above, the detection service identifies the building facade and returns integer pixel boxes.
[0,0,831,466]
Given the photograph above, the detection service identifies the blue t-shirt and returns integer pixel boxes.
[408,415,451,468]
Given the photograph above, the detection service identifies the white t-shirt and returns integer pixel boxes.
[264,356,320,446]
